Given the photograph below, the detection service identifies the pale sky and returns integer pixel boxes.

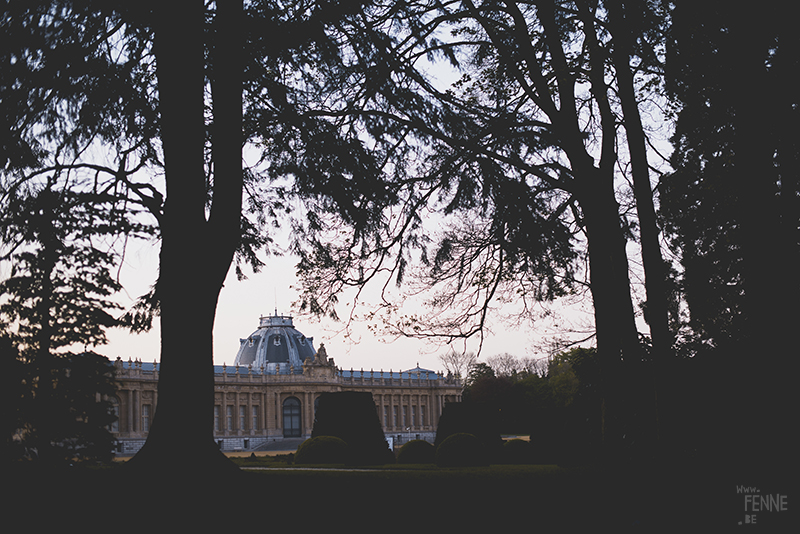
[97,47,629,374]
[101,234,594,373]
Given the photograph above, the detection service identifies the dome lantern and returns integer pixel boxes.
[233,312,315,374]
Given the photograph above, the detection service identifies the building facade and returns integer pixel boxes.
[111,314,462,455]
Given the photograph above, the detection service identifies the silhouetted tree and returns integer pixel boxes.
[437,350,477,379]
[1,1,425,471]
[486,353,522,378]
[606,0,673,361]
[0,335,27,461]
[293,1,674,456]
[463,362,495,389]
[0,187,128,463]
[664,0,799,461]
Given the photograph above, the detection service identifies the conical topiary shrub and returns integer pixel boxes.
[312,391,394,465]
[294,435,348,465]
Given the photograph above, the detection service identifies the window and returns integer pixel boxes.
[282,397,301,437]
[226,406,234,431]
[214,406,221,432]
[403,405,408,427]
[239,406,246,431]
[252,406,259,430]
[142,404,151,433]
[421,406,426,427]
[383,406,388,427]
[393,406,398,428]
[412,405,417,427]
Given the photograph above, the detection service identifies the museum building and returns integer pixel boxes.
[111,313,463,454]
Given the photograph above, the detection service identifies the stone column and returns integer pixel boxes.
[275,392,282,432]
[434,393,441,428]
[304,391,312,436]
[414,394,421,431]
[132,389,138,434]
[263,390,271,435]
[246,391,253,435]
[221,389,228,436]
[126,388,133,434]
[152,387,158,424]
[377,393,385,430]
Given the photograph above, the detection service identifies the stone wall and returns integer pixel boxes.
[111,357,462,455]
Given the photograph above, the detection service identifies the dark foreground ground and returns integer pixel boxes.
[4,458,795,532]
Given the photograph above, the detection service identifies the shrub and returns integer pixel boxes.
[312,392,394,465]
[434,403,503,461]
[294,436,348,465]
[435,433,488,467]
[396,439,435,464]
[501,439,532,464]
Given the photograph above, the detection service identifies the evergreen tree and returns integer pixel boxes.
[664,0,799,461]
[294,0,673,456]
[0,186,131,463]
[1,1,432,471]
[0,335,28,461]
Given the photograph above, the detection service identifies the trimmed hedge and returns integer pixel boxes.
[294,436,348,465]
[435,433,488,467]
[434,403,503,462]
[312,391,394,465]
[396,439,435,464]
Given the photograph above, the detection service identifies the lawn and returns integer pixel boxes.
[5,458,791,531]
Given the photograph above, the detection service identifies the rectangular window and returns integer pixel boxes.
[226,406,233,431]
[393,406,398,428]
[412,405,417,427]
[214,406,221,432]
[421,406,426,427]
[403,405,408,427]
[383,406,388,427]
[252,406,259,431]
[142,404,151,433]
[239,405,246,431]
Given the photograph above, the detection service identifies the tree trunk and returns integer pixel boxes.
[128,0,242,474]
[607,0,672,358]
[606,0,669,451]
[577,169,648,455]
[566,1,649,457]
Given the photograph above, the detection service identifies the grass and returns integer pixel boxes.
[5,457,792,531]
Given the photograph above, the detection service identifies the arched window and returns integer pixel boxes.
[282,397,301,437]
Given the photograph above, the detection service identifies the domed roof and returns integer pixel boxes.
[233,313,316,374]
